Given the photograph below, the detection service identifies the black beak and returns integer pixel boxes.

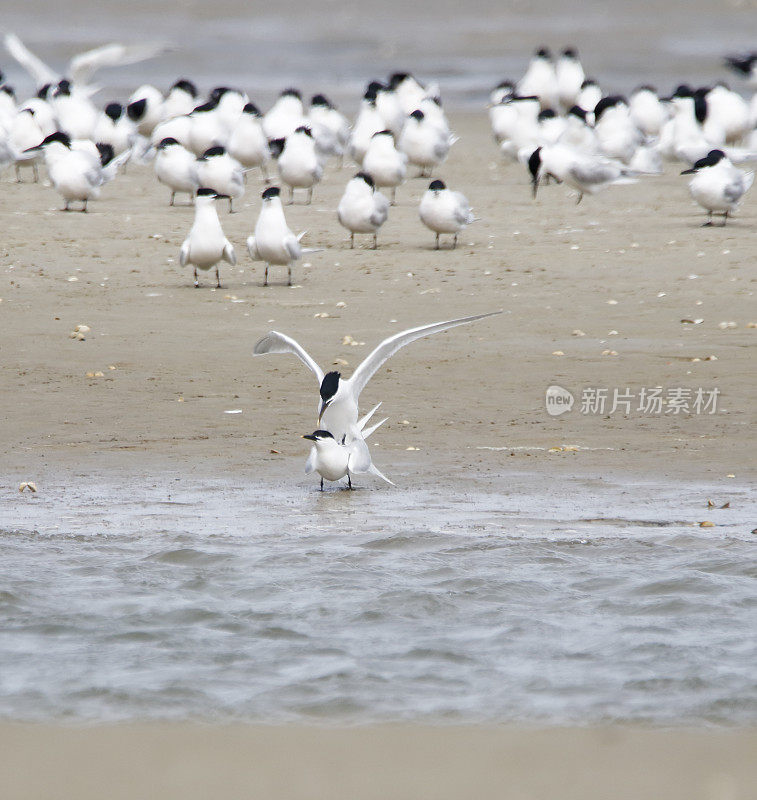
[23,144,42,153]
[680,167,696,174]
[302,434,317,441]
[318,399,330,422]
[215,193,231,199]
[531,175,540,198]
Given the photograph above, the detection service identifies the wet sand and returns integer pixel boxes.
[3,723,757,800]
[1,114,755,490]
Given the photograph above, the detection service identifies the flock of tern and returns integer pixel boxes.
[2,35,755,488]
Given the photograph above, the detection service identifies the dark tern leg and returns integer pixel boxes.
[194,267,199,288]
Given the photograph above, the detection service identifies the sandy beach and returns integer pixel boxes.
[1,114,755,487]
[2,114,756,793]
[3,723,757,800]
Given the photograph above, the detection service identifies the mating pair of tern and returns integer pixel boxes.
[254,310,500,490]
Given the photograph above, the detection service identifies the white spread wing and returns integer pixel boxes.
[253,331,324,384]
[347,311,501,399]
[69,42,166,87]
[4,33,58,87]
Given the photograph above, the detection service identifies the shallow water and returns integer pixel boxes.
[2,472,755,724]
[2,0,756,110]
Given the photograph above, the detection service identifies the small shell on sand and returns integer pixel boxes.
[18,482,37,493]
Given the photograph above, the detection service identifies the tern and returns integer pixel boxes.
[24,130,128,211]
[246,186,316,285]
[303,403,392,490]
[179,188,236,287]
[276,126,323,204]
[253,311,501,472]
[4,32,165,93]
[154,137,199,205]
[528,144,637,203]
[228,102,271,180]
[362,129,407,203]
[681,149,754,226]
[195,145,245,212]
[419,179,476,249]
[337,172,390,249]
[398,109,454,177]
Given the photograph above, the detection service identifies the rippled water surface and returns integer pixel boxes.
[2,0,756,109]
[2,473,755,724]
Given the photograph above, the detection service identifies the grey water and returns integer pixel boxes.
[2,0,756,110]
[1,472,756,725]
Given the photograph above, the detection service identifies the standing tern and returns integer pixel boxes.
[179,188,236,287]
[337,172,390,249]
[246,186,317,285]
[195,145,245,212]
[154,137,199,205]
[362,129,407,203]
[681,149,754,226]
[24,130,128,211]
[253,311,501,472]
[419,179,476,249]
[303,403,392,490]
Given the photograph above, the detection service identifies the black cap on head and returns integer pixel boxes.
[210,86,240,102]
[673,84,693,98]
[562,47,578,58]
[243,102,261,116]
[172,79,198,97]
[389,72,410,89]
[200,145,225,159]
[41,131,72,148]
[303,430,335,441]
[37,83,51,99]
[196,187,217,197]
[354,171,375,188]
[580,78,597,89]
[104,102,123,122]
[311,93,332,107]
[363,87,377,104]
[294,125,313,137]
[681,149,726,174]
[634,84,657,94]
[410,109,424,121]
[127,97,147,120]
[693,90,708,123]
[567,105,587,121]
[372,129,393,138]
[96,143,115,167]
[1,84,15,99]
[535,47,552,59]
[280,88,302,99]
[429,179,446,191]
[594,95,626,122]
[319,372,340,402]
[267,138,286,158]
[367,80,385,95]
[528,147,542,180]
[55,79,71,96]
[538,109,557,121]
[262,186,280,199]
[192,98,219,113]
[158,137,180,149]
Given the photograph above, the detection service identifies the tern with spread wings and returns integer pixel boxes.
[254,311,501,473]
